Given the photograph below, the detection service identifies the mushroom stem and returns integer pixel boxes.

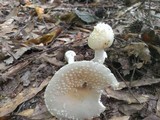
[65,50,76,64]
[92,49,107,64]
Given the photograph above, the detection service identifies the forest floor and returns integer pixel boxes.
[0,0,160,120]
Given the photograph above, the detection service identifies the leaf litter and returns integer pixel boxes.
[0,0,160,120]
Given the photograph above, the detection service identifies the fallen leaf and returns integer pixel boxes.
[0,77,51,117]
[5,7,19,20]
[142,99,157,116]
[24,27,63,46]
[21,0,32,5]
[2,60,30,77]
[116,2,141,18]
[0,52,5,61]
[30,104,55,119]
[0,116,12,120]
[4,47,31,64]
[0,62,7,71]
[41,53,65,67]
[129,20,143,33]
[119,33,138,41]
[21,21,35,40]
[0,19,16,37]
[119,104,144,115]
[118,78,160,89]
[118,57,130,76]
[0,115,33,120]
[114,25,125,35]
[141,29,160,45]
[20,71,31,87]
[149,44,160,55]
[124,0,140,6]
[156,93,160,117]
[35,6,44,20]
[75,9,99,23]
[109,116,130,120]
[60,12,77,23]
[24,0,60,9]
[143,114,160,120]
[105,88,149,104]
[123,42,151,64]
[17,109,34,117]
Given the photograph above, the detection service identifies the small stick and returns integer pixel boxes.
[115,68,141,103]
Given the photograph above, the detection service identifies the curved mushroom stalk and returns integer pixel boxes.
[44,61,119,120]
[92,49,107,64]
[88,22,114,64]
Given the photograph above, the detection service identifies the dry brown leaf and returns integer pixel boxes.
[4,47,31,64]
[105,88,149,104]
[0,7,20,36]
[141,29,160,45]
[109,116,130,120]
[17,103,54,119]
[35,6,44,20]
[120,33,138,41]
[116,2,141,18]
[0,19,15,37]
[24,27,63,46]
[30,104,54,119]
[156,94,160,117]
[22,21,35,36]
[0,116,12,120]
[17,109,34,117]
[24,0,61,9]
[118,78,160,90]
[118,57,130,76]
[123,42,151,64]
[0,62,7,71]
[16,104,56,120]
[143,114,160,120]
[22,0,32,5]
[0,77,50,117]
[2,60,30,77]
[21,71,31,87]
[60,12,77,24]
[5,7,19,20]
[149,44,160,55]
[119,104,144,115]
[41,53,65,67]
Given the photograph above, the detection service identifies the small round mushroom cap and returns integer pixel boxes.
[44,61,119,120]
[88,22,114,50]
[65,50,76,64]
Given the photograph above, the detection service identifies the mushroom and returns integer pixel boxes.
[44,50,119,120]
[88,22,114,64]
[65,50,76,64]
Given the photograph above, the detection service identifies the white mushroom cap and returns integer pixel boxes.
[65,50,76,64]
[44,61,119,120]
[88,22,114,50]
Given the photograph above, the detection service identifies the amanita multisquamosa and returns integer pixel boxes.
[88,22,114,64]
[44,23,119,120]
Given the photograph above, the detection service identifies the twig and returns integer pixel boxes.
[130,67,136,86]
[114,68,141,103]
[72,26,91,33]
[116,2,142,19]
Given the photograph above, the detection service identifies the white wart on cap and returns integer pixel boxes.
[44,61,119,120]
[88,22,114,50]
